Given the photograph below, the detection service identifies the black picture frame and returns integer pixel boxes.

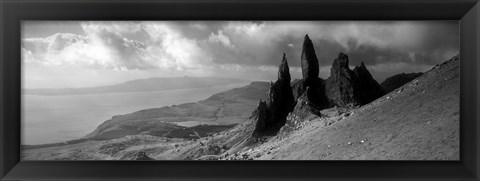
[1,0,479,180]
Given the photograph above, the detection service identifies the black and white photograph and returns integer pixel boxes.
[21,21,460,160]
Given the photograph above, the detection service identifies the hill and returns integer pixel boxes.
[224,54,459,160]
[25,76,248,95]
[380,72,424,93]
[81,81,270,140]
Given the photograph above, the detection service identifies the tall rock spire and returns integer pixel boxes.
[278,53,291,82]
[291,35,329,109]
[301,34,320,79]
[252,53,295,137]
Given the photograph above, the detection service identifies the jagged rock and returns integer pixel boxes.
[292,79,305,100]
[353,62,385,104]
[326,52,385,106]
[380,72,424,93]
[293,35,329,109]
[301,34,320,80]
[252,54,296,137]
[278,53,291,81]
[293,87,322,117]
[255,38,384,137]
[292,78,329,109]
[268,54,296,123]
[252,100,269,136]
[326,52,362,106]
[279,87,322,136]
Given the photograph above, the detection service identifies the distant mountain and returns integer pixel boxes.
[380,72,424,93]
[24,77,248,96]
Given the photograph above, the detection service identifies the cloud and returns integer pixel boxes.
[22,33,115,68]
[22,22,214,72]
[208,30,235,49]
[200,21,458,81]
[22,21,459,88]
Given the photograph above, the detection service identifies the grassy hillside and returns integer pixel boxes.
[230,55,459,160]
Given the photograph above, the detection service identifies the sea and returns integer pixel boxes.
[22,83,248,145]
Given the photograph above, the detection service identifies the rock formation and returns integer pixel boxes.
[292,78,329,109]
[325,52,385,106]
[301,34,320,80]
[254,36,385,137]
[292,35,329,109]
[252,54,296,136]
[380,72,424,93]
[353,62,385,104]
[293,87,323,117]
[325,52,361,106]
[278,86,323,136]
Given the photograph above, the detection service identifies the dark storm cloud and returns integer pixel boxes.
[182,21,458,67]
[188,21,459,81]
[23,21,459,83]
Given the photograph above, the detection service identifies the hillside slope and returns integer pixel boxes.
[232,55,459,160]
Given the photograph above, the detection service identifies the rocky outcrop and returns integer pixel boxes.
[268,55,296,125]
[252,54,296,136]
[380,72,424,93]
[293,35,330,109]
[353,62,385,104]
[254,37,384,137]
[325,52,385,107]
[292,78,329,109]
[278,87,323,136]
[293,87,323,117]
[252,100,269,136]
[325,52,362,106]
[301,34,320,80]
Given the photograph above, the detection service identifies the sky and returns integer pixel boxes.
[21,21,459,89]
